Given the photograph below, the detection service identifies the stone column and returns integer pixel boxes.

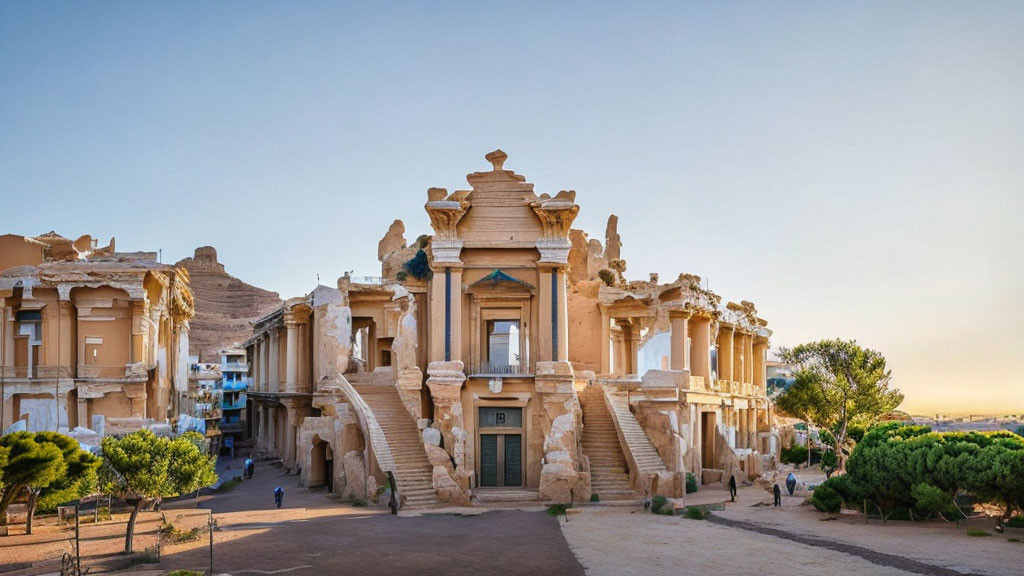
[625,324,640,375]
[426,361,470,489]
[77,397,89,429]
[719,326,734,382]
[285,406,297,466]
[268,407,277,457]
[689,316,711,382]
[2,303,14,371]
[748,406,757,450]
[753,340,767,395]
[612,329,626,375]
[669,311,690,371]
[259,337,268,392]
[599,306,611,374]
[538,267,553,362]
[268,329,280,393]
[536,361,588,503]
[285,320,298,393]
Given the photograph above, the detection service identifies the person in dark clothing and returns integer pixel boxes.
[244,458,254,479]
[773,483,782,506]
[274,486,284,508]
[728,475,737,502]
[786,472,797,496]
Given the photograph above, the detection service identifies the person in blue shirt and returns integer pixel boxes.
[244,457,254,479]
[274,486,284,508]
[786,472,797,496]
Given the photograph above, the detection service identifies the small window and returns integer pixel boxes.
[479,407,523,428]
[486,320,520,367]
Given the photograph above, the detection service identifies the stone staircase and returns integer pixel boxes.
[579,386,640,501]
[353,385,438,509]
[603,389,668,485]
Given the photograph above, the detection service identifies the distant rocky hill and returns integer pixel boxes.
[177,246,282,362]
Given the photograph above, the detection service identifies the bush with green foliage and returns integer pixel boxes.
[651,495,674,516]
[546,503,568,517]
[911,482,952,519]
[781,445,809,467]
[685,472,698,494]
[838,422,1024,521]
[683,506,710,520]
[811,482,842,515]
[597,269,616,287]
[590,493,600,502]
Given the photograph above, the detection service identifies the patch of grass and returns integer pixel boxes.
[158,519,203,544]
[214,477,242,492]
[1007,538,1020,543]
[546,504,569,517]
[350,498,366,507]
[165,571,204,576]
[683,506,710,520]
[967,529,991,537]
[590,493,600,503]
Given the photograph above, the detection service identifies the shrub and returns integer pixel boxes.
[811,482,842,515]
[683,506,709,520]
[590,493,600,502]
[1007,516,1024,528]
[911,483,951,518]
[350,498,366,507]
[781,445,808,467]
[685,472,698,494]
[651,495,673,516]
[547,504,568,517]
[598,269,616,287]
[967,529,991,537]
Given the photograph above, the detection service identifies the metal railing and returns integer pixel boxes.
[220,362,249,371]
[467,361,535,376]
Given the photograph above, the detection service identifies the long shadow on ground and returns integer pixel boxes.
[161,509,584,576]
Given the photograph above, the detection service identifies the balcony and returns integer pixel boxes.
[221,362,248,372]
[222,398,247,410]
[77,364,144,379]
[221,378,250,392]
[467,361,535,377]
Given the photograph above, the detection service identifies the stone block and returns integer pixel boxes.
[422,426,442,446]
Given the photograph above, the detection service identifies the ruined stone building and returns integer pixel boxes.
[0,232,194,437]
[245,151,778,508]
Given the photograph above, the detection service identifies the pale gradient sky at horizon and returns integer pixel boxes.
[2,2,1022,415]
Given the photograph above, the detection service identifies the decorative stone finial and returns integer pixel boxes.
[485,149,507,171]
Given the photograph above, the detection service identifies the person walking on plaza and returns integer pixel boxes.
[728,474,737,502]
[244,457,254,479]
[274,486,284,508]
[786,472,797,496]
[773,483,782,506]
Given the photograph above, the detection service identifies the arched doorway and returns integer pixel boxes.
[309,435,331,490]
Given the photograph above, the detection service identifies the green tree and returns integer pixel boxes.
[27,432,101,534]
[777,339,903,472]
[0,432,65,532]
[99,430,216,552]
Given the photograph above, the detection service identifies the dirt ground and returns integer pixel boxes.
[561,471,1022,576]
[3,463,1020,576]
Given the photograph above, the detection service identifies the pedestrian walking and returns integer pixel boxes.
[244,457,254,479]
[728,474,737,502]
[274,486,284,508]
[773,483,782,506]
[786,472,797,496]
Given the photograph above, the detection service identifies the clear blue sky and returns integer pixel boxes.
[2,2,1022,415]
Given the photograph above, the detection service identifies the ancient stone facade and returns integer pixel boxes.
[247,151,778,508]
[0,232,194,438]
